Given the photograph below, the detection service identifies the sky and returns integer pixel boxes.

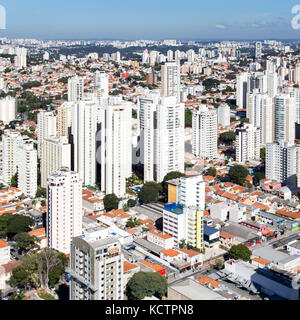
[0,0,299,40]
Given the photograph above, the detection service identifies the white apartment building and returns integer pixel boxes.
[142,96,185,183]
[17,139,37,198]
[2,130,22,185]
[236,124,261,164]
[99,103,132,197]
[247,90,274,145]
[72,100,97,186]
[41,136,71,188]
[14,47,27,69]
[47,168,82,255]
[178,175,205,209]
[147,229,174,250]
[163,203,204,250]
[0,96,16,124]
[266,141,300,188]
[37,110,57,159]
[94,71,109,97]
[192,105,218,160]
[274,94,296,144]
[68,76,84,102]
[56,102,73,137]
[161,61,181,103]
[217,104,230,128]
[69,231,124,300]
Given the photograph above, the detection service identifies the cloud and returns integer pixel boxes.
[216,24,226,29]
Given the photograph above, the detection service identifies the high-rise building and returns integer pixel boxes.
[17,139,37,198]
[236,72,249,108]
[56,102,73,137]
[255,42,262,60]
[0,96,16,124]
[41,136,71,188]
[217,104,230,128]
[2,130,22,185]
[247,90,274,145]
[142,96,185,183]
[68,76,84,102]
[266,142,300,188]
[14,47,27,69]
[69,231,124,300]
[37,111,57,159]
[235,124,261,164]
[274,94,296,144]
[47,168,82,255]
[99,102,132,197]
[163,203,204,250]
[161,61,181,103]
[72,100,97,186]
[94,71,109,98]
[167,175,205,210]
[266,71,278,97]
[167,50,173,62]
[192,106,218,160]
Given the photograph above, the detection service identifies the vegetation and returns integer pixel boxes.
[162,171,185,200]
[13,233,38,253]
[228,244,252,262]
[219,131,236,145]
[36,187,46,198]
[0,214,34,239]
[9,248,68,291]
[103,194,119,212]
[127,199,137,208]
[139,182,162,204]
[207,167,217,177]
[10,173,18,188]
[126,218,141,228]
[185,108,192,127]
[260,147,266,161]
[215,259,224,270]
[229,165,249,185]
[253,172,265,186]
[125,272,167,300]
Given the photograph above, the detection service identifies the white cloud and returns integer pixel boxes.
[216,24,225,29]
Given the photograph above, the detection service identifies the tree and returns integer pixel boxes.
[260,147,266,161]
[139,182,162,204]
[13,233,37,253]
[127,199,137,208]
[228,244,252,262]
[254,172,265,186]
[36,187,46,198]
[179,239,186,249]
[7,215,34,239]
[103,194,119,212]
[207,167,217,177]
[219,131,236,145]
[229,165,249,185]
[215,259,223,270]
[126,218,141,228]
[125,272,167,300]
[185,109,192,127]
[10,173,18,188]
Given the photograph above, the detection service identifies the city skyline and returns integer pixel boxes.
[0,0,299,40]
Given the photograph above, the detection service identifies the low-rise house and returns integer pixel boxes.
[0,239,10,265]
[147,229,174,249]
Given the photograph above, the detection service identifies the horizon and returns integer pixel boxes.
[0,0,300,40]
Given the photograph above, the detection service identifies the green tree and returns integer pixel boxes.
[13,233,37,253]
[254,172,265,186]
[103,194,119,212]
[36,187,46,198]
[215,259,223,270]
[219,131,236,145]
[10,173,18,187]
[260,147,266,161]
[125,272,167,300]
[207,167,217,177]
[185,109,192,127]
[139,182,162,204]
[228,244,252,262]
[229,165,249,185]
[7,215,34,239]
[179,239,186,249]
[127,199,137,208]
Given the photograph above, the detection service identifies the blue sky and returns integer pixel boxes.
[0,0,299,40]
